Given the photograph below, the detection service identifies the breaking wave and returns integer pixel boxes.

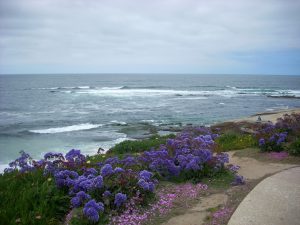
[29,123,103,134]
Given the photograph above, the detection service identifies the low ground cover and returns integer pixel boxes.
[2,113,299,225]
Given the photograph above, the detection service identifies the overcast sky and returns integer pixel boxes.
[0,0,299,75]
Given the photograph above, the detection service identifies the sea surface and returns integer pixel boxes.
[0,74,299,169]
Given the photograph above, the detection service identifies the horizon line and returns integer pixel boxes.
[0,72,299,76]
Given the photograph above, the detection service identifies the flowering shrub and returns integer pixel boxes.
[114,193,127,208]
[255,113,300,153]
[258,131,287,152]
[4,126,239,224]
[275,113,300,134]
[5,150,35,173]
[83,200,105,222]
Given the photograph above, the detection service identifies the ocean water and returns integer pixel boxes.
[0,74,299,169]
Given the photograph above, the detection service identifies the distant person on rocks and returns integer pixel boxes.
[257,116,262,122]
[97,147,105,154]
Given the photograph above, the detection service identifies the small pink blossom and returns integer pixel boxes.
[110,183,208,225]
[268,151,289,160]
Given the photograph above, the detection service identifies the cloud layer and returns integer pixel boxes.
[0,0,300,74]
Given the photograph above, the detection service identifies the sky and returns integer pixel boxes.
[0,0,300,75]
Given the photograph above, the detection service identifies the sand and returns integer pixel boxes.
[231,108,300,124]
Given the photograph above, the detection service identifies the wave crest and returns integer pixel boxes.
[29,123,103,134]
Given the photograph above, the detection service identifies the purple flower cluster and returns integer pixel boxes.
[138,128,228,179]
[137,170,155,191]
[71,174,103,193]
[231,175,245,186]
[101,164,114,176]
[6,150,35,173]
[255,114,300,152]
[103,190,112,198]
[258,131,288,152]
[44,152,64,161]
[114,193,127,208]
[209,207,233,225]
[140,148,180,177]
[54,169,79,188]
[71,191,91,207]
[228,164,240,173]
[65,149,86,166]
[83,199,104,222]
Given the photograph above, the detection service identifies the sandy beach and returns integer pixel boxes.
[231,108,300,124]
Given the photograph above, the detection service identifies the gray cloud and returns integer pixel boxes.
[0,0,299,74]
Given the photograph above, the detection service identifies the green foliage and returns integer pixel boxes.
[109,134,176,155]
[288,138,300,156]
[0,169,70,225]
[201,169,235,189]
[215,132,257,151]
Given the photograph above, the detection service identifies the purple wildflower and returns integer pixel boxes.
[104,156,120,166]
[83,199,104,222]
[259,138,265,146]
[139,170,153,181]
[228,164,240,173]
[83,168,98,176]
[231,175,245,186]
[54,170,79,188]
[121,156,137,167]
[114,193,127,208]
[44,152,64,161]
[102,190,112,198]
[65,149,86,165]
[71,191,91,208]
[100,164,114,177]
[114,167,125,173]
[7,150,35,173]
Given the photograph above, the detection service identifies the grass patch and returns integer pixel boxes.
[0,169,70,225]
[108,134,176,155]
[215,132,257,152]
[201,170,235,190]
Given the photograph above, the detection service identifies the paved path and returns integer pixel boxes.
[228,167,300,225]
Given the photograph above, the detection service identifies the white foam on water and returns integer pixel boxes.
[37,86,92,90]
[74,88,242,98]
[0,163,8,173]
[77,86,90,89]
[141,119,167,126]
[29,123,103,134]
[110,120,127,125]
[267,90,300,97]
[101,86,125,90]
[265,106,289,111]
[173,96,208,100]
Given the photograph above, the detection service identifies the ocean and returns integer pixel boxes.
[0,74,299,169]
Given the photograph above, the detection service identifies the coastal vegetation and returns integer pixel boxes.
[1,113,299,225]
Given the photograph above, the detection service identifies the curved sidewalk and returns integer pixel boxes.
[228,167,300,225]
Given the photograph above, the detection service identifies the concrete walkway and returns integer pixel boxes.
[228,167,300,225]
